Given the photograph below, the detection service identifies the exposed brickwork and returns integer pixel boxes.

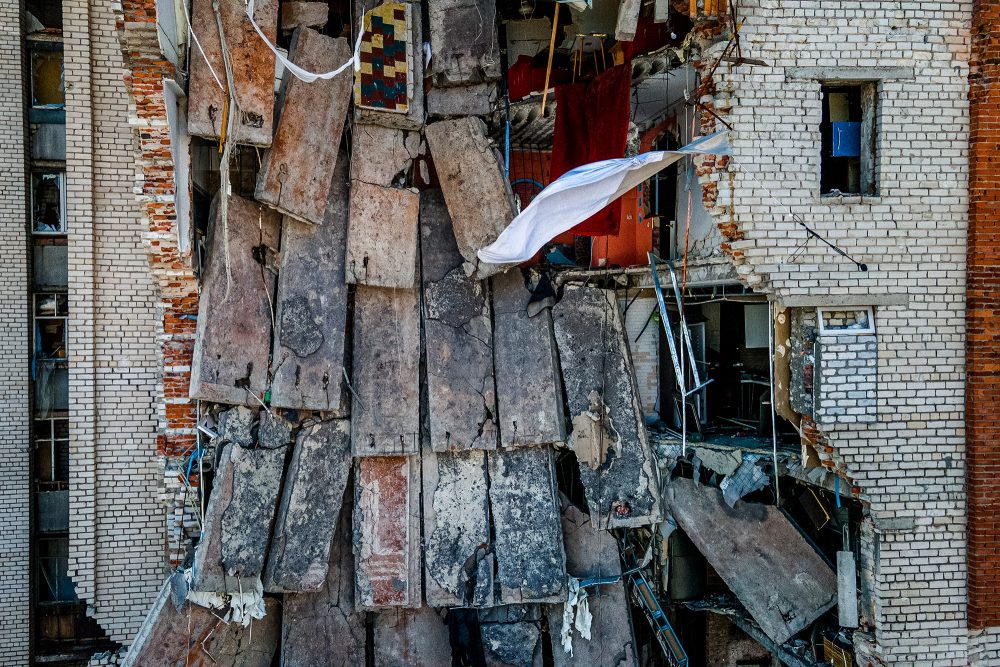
[0,3,30,664]
[967,0,1000,633]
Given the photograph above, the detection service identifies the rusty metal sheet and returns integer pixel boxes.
[187,0,277,146]
[664,478,838,644]
[345,182,420,288]
[189,194,279,406]
[255,28,353,225]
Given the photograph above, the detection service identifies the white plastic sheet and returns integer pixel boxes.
[477,131,731,264]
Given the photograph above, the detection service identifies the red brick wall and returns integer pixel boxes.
[967,0,1000,630]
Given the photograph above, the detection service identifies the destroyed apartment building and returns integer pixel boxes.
[0,0,992,665]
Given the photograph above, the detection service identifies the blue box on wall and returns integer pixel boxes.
[831,122,861,157]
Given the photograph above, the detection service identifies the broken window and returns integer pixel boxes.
[34,417,69,489]
[820,83,877,196]
[30,48,64,109]
[36,537,76,603]
[31,171,66,234]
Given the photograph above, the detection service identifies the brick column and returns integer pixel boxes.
[967,0,1000,630]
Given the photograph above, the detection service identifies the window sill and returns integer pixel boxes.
[816,192,882,205]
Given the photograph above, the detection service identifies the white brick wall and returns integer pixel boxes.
[815,334,877,425]
[703,1,972,662]
[0,3,31,664]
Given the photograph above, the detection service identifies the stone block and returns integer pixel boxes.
[187,0,277,146]
[345,182,420,288]
[355,456,422,608]
[428,0,502,87]
[427,83,497,117]
[256,29,353,225]
[190,194,280,406]
[355,1,425,130]
[351,287,421,456]
[270,153,351,413]
[374,607,453,666]
[281,1,328,30]
[425,117,515,278]
[282,486,366,666]
[421,190,497,451]
[422,448,493,607]
[124,573,280,667]
[264,419,352,593]
[488,446,566,603]
[492,270,566,447]
[552,285,661,528]
[351,123,423,187]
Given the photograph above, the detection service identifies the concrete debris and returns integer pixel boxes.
[479,605,543,667]
[282,488,366,666]
[355,1,426,131]
[269,152,351,413]
[425,117,516,278]
[191,438,285,593]
[488,446,566,603]
[549,502,638,666]
[256,29,353,225]
[693,446,742,477]
[187,0,277,146]
[719,457,770,507]
[422,448,493,607]
[351,287,421,455]
[570,390,622,470]
[664,478,838,644]
[427,83,498,118]
[374,607,454,666]
[491,270,566,448]
[345,181,420,287]
[123,573,279,667]
[189,194,280,406]
[615,0,642,41]
[428,0,502,87]
[421,190,498,451]
[552,285,661,528]
[837,550,860,629]
[355,456,422,608]
[264,419,352,592]
[280,1,328,30]
[351,123,423,187]
[184,571,266,626]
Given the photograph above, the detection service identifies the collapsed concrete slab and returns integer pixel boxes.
[492,270,566,448]
[355,456,422,608]
[255,29,353,225]
[374,607,453,666]
[187,0,277,146]
[427,83,497,118]
[664,478,838,645]
[421,190,497,451]
[428,0,502,87]
[488,446,566,603]
[351,287,420,456]
[355,0,425,131]
[424,117,515,278]
[282,486,365,666]
[351,123,423,187]
[264,419,352,593]
[280,1,328,30]
[270,153,351,413]
[422,448,493,607]
[124,573,280,667]
[548,503,638,667]
[552,285,661,528]
[191,437,286,592]
[345,181,420,288]
[190,194,280,406]
[479,605,544,667]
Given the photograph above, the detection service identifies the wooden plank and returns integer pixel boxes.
[264,418,352,592]
[189,194,279,406]
[664,478,838,644]
[351,287,420,456]
[492,270,566,447]
[425,118,516,279]
[345,182,420,288]
[488,446,566,603]
[187,0,277,146]
[255,28,353,225]
[422,448,493,607]
[354,456,422,608]
[551,285,661,528]
[421,190,497,451]
[270,151,351,412]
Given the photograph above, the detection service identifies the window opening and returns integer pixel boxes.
[820,83,877,196]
